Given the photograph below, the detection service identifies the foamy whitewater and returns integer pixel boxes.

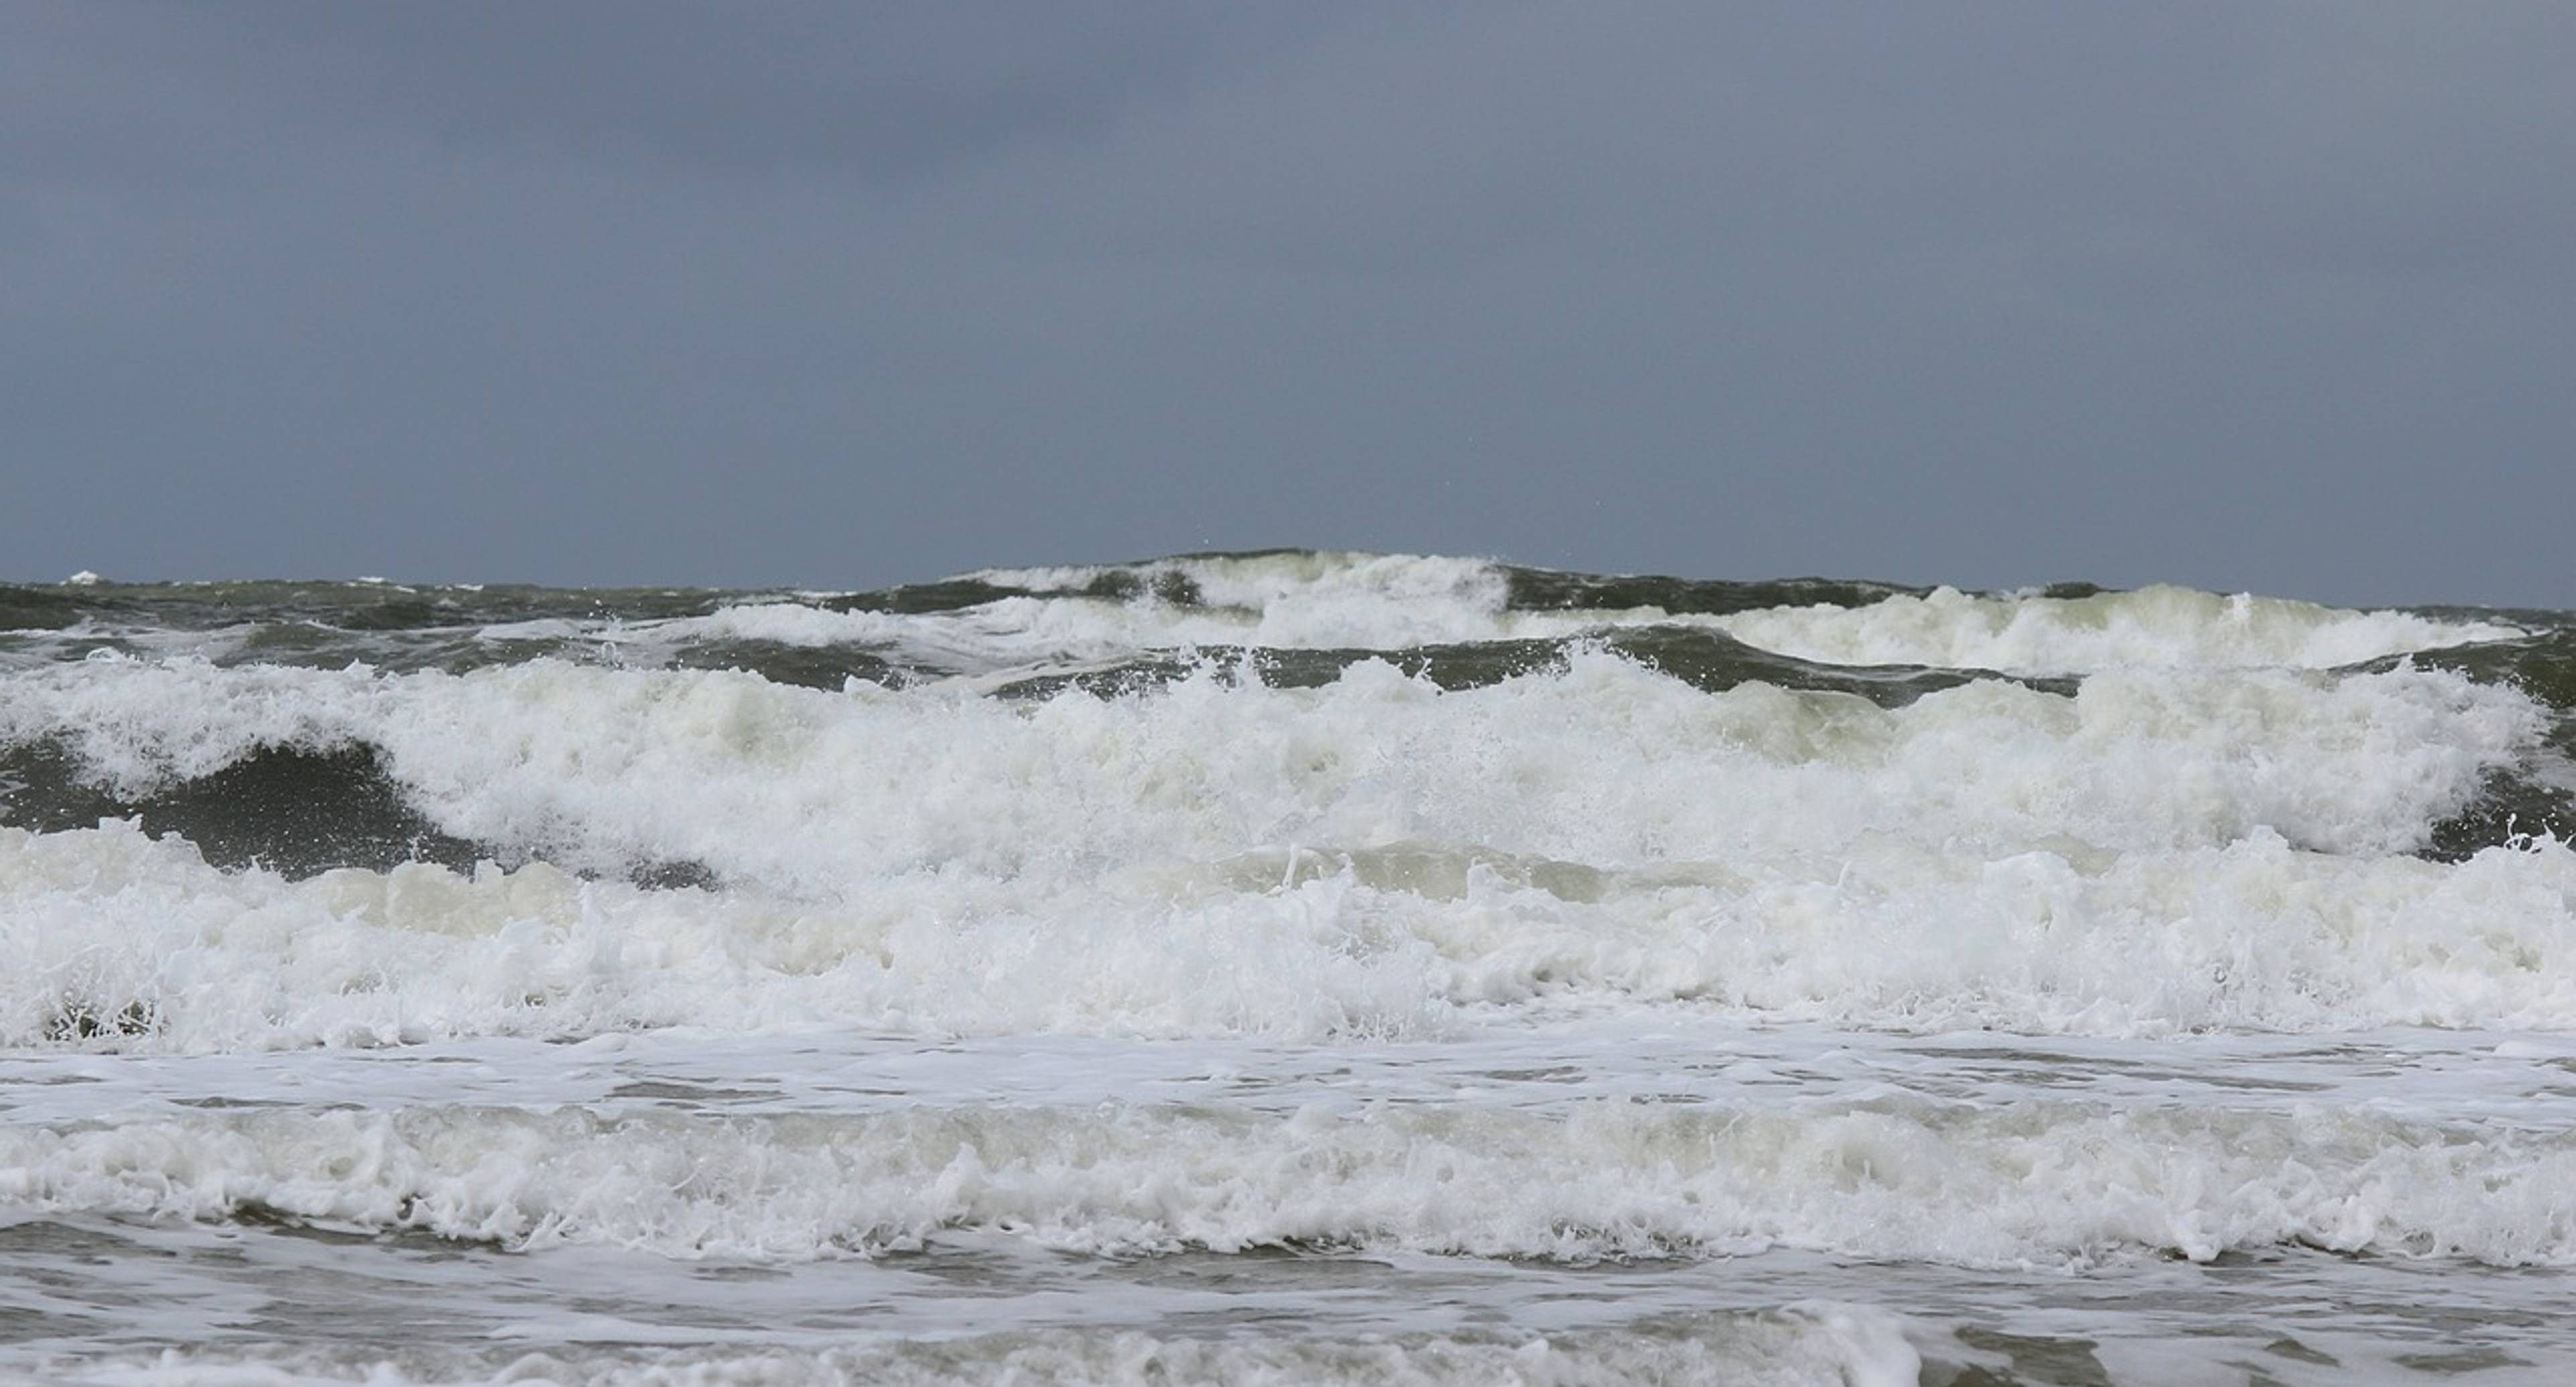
[3,553,2573,1386]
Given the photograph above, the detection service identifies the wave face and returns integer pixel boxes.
[5,552,2575,1385]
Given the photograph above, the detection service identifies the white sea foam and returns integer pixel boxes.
[923,555,2522,673]
[14,555,2520,681]
[1,650,2539,880]
[617,556,2524,677]
[8,817,2575,1050]
[1713,584,2522,673]
[971,551,1513,618]
[636,586,1565,676]
[0,820,1449,1049]
[7,563,2567,1377]
[4,1099,2569,1268]
[545,553,1538,673]
[1,647,2564,1048]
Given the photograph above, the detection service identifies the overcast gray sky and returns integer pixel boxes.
[7,1,2572,604]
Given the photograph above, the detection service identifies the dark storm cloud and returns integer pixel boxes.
[5,1,2571,603]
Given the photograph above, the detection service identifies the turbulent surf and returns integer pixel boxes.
[3,551,2573,1385]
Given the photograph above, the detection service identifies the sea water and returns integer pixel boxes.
[2,552,2572,1385]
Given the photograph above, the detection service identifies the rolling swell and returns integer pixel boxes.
[10,554,2575,1382]
[0,740,476,878]
[5,551,2569,883]
[1501,566,1927,616]
[986,630,2065,708]
[0,739,714,888]
[0,582,121,632]
[2377,628,2576,857]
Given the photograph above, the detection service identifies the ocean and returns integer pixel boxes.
[2,550,2571,1386]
